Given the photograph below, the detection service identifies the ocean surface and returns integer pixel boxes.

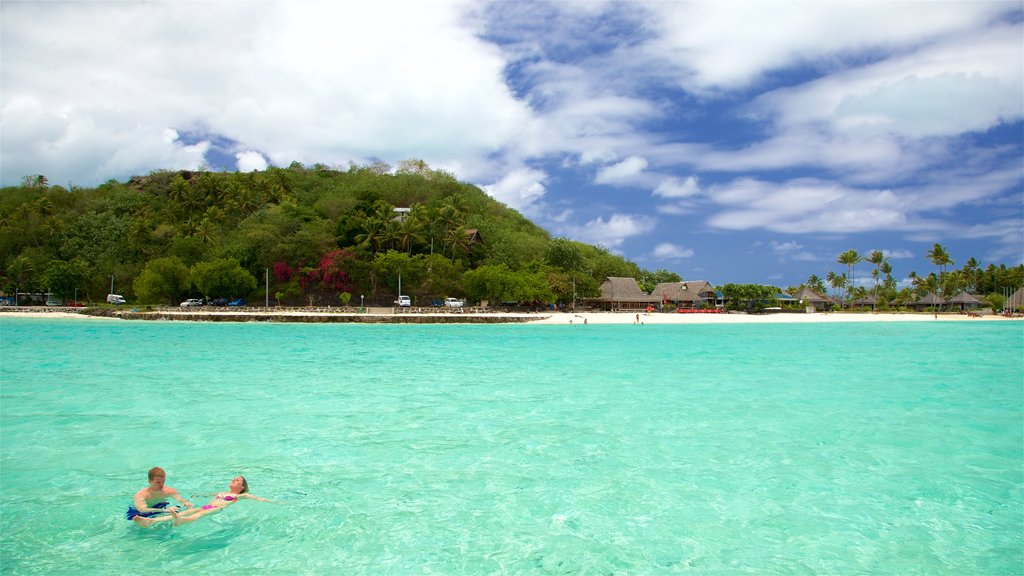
[1,317,1021,575]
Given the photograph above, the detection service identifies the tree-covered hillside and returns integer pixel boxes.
[0,161,681,307]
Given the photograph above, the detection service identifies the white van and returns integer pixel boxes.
[396,295,411,307]
[106,294,126,305]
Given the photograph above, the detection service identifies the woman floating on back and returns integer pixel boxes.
[169,475,272,526]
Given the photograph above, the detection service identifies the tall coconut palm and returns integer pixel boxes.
[827,271,847,302]
[925,243,953,303]
[962,257,980,293]
[806,274,827,296]
[837,250,862,307]
[867,250,888,307]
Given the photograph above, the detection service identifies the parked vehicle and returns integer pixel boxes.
[106,294,126,305]
[227,299,246,307]
[396,295,411,307]
[444,298,465,308]
[210,297,229,306]
[180,298,204,308]
[45,296,63,307]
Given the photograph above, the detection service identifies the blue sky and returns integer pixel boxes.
[2,1,1022,287]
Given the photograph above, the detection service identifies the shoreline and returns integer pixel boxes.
[1,307,1020,325]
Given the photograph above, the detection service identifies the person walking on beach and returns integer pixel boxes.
[126,467,193,527]
[169,475,272,526]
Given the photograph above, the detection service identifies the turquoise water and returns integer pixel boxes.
[1,318,1022,574]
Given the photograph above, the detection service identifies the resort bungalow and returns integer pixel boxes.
[791,287,833,312]
[910,292,945,311]
[947,292,984,312]
[850,294,880,309]
[587,277,655,311]
[651,281,717,309]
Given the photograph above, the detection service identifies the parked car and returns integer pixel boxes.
[227,299,246,307]
[210,297,229,306]
[106,294,126,305]
[396,295,411,307]
[45,296,64,307]
[180,298,204,308]
[444,298,465,308]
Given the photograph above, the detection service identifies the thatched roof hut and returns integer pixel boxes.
[588,277,655,310]
[947,292,984,310]
[651,281,716,307]
[911,292,945,310]
[851,294,879,308]
[791,287,833,311]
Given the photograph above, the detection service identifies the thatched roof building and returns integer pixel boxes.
[651,281,716,307]
[588,277,655,310]
[911,292,945,310]
[851,294,880,308]
[947,292,984,310]
[791,287,833,311]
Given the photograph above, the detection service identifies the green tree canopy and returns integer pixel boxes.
[133,256,190,305]
[191,258,257,299]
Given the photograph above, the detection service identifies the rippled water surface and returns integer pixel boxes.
[1,318,1022,574]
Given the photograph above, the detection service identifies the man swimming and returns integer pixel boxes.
[126,467,193,527]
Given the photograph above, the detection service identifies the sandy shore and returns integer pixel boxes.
[1,308,1019,324]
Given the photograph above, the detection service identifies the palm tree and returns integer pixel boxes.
[827,271,847,302]
[925,243,953,303]
[396,211,425,254]
[867,250,888,308]
[806,274,827,296]
[6,256,35,306]
[961,257,980,293]
[837,250,862,307]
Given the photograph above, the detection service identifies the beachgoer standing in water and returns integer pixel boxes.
[126,467,193,527]
[169,475,271,526]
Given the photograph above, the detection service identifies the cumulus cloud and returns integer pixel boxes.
[0,1,532,186]
[563,213,656,249]
[645,2,1012,92]
[653,176,701,198]
[769,240,819,262]
[706,178,912,234]
[236,151,268,172]
[594,156,648,185]
[653,243,694,259]
[482,167,547,212]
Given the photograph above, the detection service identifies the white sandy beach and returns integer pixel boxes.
[1,308,1019,325]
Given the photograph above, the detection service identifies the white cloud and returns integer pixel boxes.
[707,178,913,234]
[653,176,701,198]
[563,213,656,248]
[769,240,819,262]
[653,243,694,259]
[0,1,532,186]
[885,249,915,259]
[481,167,547,212]
[645,2,1012,92]
[594,155,648,185]
[236,151,268,172]
[751,23,1023,139]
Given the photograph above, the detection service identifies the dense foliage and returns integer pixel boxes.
[1,162,652,306]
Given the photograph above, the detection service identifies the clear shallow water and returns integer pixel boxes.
[1,318,1021,575]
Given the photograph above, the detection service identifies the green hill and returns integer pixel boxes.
[0,161,680,307]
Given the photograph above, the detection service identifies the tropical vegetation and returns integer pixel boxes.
[1,162,659,307]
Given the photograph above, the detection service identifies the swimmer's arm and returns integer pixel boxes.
[133,492,167,514]
[240,493,273,503]
[166,487,193,509]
